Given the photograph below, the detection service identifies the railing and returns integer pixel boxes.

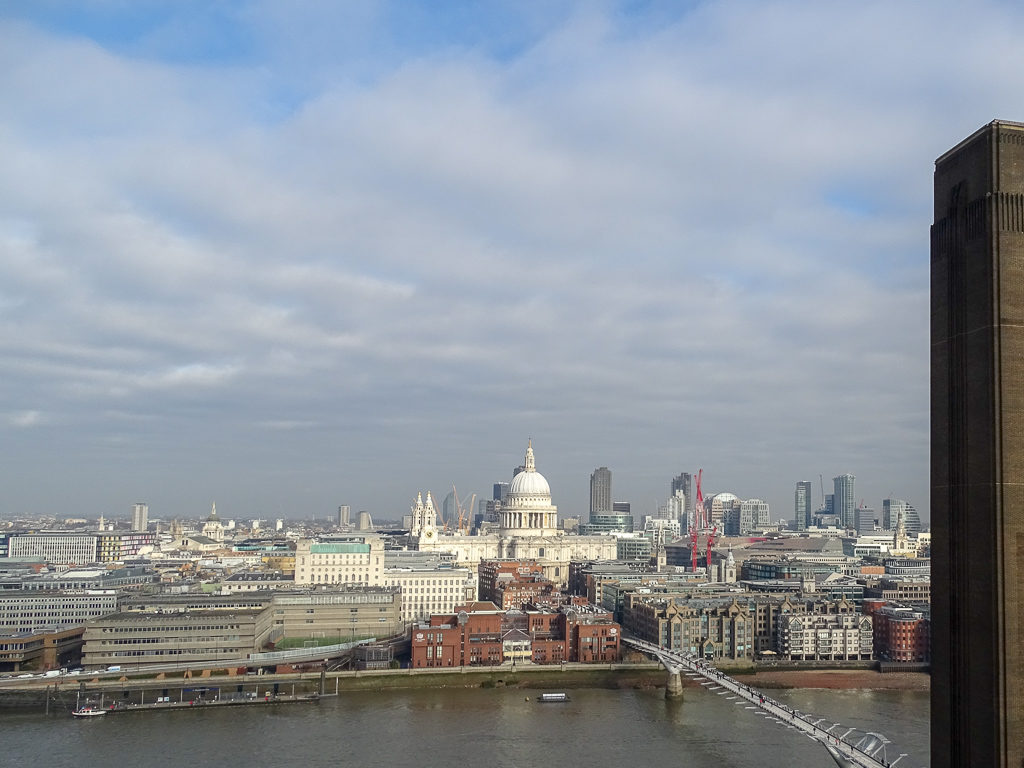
[623,637,919,768]
[249,638,376,662]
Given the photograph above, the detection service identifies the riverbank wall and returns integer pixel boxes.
[0,663,666,712]
[0,661,931,713]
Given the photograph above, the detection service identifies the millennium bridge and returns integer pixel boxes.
[624,637,921,768]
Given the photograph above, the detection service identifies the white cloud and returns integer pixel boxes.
[2,1,1017,519]
[9,410,43,428]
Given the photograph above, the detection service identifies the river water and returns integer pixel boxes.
[1,686,929,768]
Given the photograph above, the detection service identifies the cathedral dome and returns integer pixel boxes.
[509,467,550,497]
[500,440,559,537]
[507,440,551,499]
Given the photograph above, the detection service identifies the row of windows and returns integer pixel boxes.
[0,609,110,617]
[105,648,244,657]
[99,624,245,633]
[308,575,373,584]
[102,635,244,645]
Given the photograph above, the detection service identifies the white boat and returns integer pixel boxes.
[537,692,569,702]
[73,706,106,718]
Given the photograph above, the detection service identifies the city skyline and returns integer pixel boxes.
[4,2,1022,521]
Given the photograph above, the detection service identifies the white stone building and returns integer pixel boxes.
[294,536,385,586]
[383,566,477,623]
[413,442,618,583]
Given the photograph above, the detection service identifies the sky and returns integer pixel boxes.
[2,0,1023,524]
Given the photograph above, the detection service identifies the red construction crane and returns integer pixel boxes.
[690,469,704,573]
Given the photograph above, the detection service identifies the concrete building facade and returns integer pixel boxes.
[0,590,120,632]
[131,503,149,532]
[383,565,476,624]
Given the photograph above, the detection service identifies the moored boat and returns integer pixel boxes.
[73,706,106,718]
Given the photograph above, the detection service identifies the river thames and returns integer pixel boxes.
[1,686,929,768]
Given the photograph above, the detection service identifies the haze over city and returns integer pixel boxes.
[3,0,1023,522]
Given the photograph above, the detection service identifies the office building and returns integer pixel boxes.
[794,481,812,530]
[131,503,148,532]
[0,590,120,632]
[833,474,856,528]
[492,482,510,503]
[932,119,1024,767]
[95,531,157,562]
[579,513,634,534]
[854,507,876,535]
[294,536,384,586]
[337,505,351,527]
[736,499,770,535]
[590,467,612,514]
[384,563,476,624]
[671,472,692,514]
[7,534,97,565]
[882,498,906,530]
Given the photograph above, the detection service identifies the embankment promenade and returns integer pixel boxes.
[0,661,930,712]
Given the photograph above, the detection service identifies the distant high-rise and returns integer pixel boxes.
[854,507,875,535]
[902,504,922,537]
[442,492,458,528]
[832,474,855,528]
[590,467,612,514]
[337,505,351,527]
[882,498,909,530]
[932,120,1024,767]
[131,503,148,532]
[794,481,812,530]
[492,482,510,503]
[671,472,692,509]
[738,499,770,535]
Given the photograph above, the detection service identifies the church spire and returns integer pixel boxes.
[524,439,535,472]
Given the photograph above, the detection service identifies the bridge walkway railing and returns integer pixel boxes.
[622,637,915,768]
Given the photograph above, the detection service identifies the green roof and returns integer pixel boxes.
[311,543,370,554]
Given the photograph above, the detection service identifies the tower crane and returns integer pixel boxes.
[452,485,476,535]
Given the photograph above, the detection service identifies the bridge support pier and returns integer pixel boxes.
[665,670,683,700]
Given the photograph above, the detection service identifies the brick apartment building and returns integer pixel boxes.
[863,599,931,663]
[478,559,561,609]
[410,601,620,668]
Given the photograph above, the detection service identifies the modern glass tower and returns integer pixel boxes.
[794,481,812,530]
[832,473,855,529]
[589,466,612,515]
[932,119,1024,768]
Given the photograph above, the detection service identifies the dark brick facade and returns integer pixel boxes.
[932,119,1024,768]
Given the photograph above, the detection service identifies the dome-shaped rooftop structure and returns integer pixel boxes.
[500,440,559,536]
[509,467,550,497]
[507,439,551,498]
